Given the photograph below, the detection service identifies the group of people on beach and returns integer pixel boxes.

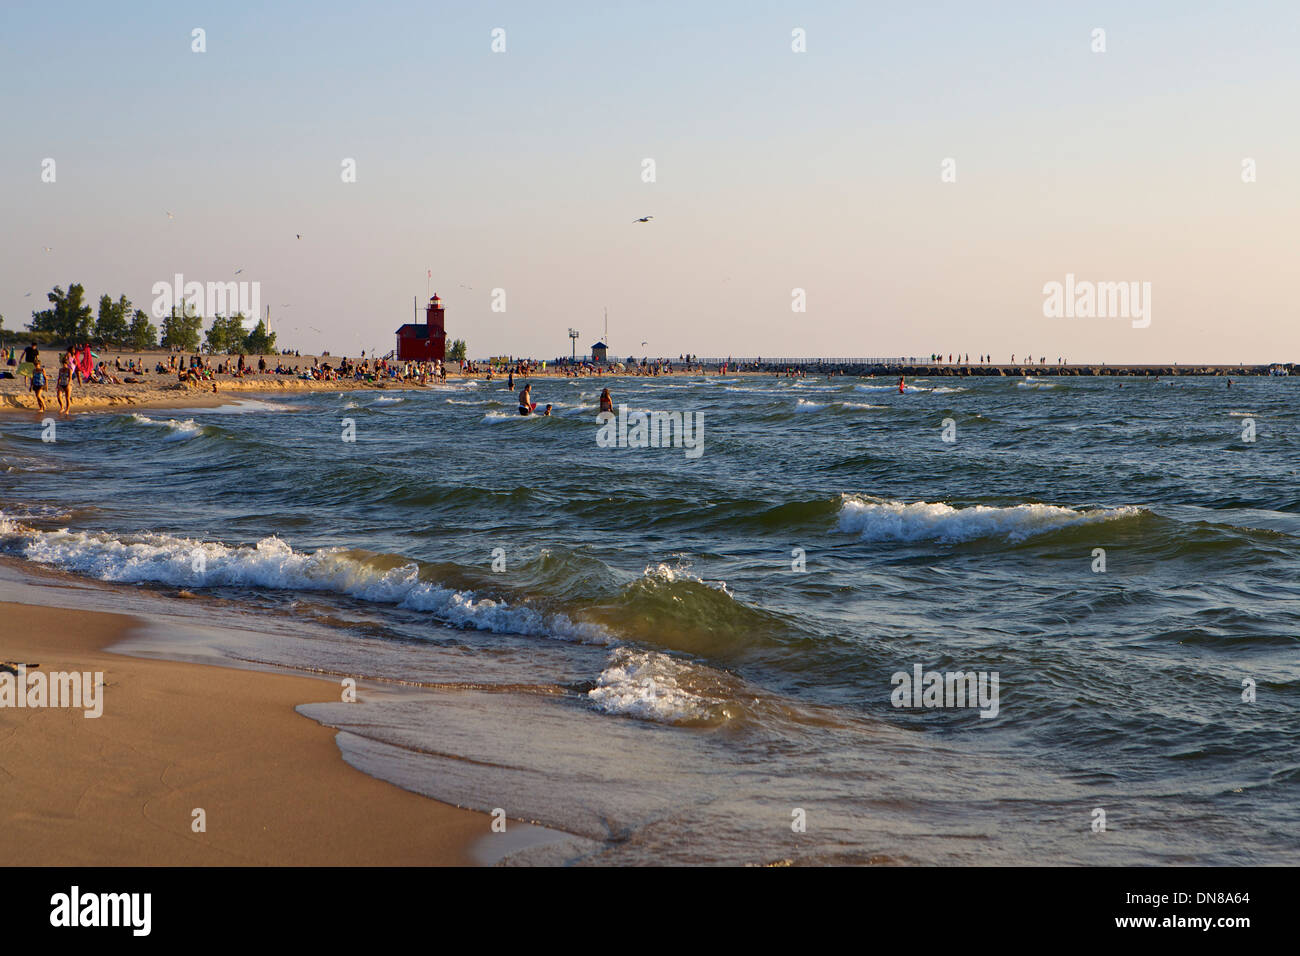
[13,342,98,413]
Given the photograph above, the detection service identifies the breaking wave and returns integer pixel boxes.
[0,517,610,643]
[836,495,1144,543]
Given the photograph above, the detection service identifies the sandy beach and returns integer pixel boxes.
[0,598,489,865]
[0,351,444,414]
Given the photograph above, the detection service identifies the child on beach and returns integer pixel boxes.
[56,351,73,413]
[30,359,47,411]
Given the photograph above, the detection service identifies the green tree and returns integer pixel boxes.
[204,314,241,353]
[29,283,94,342]
[243,319,276,355]
[448,339,467,362]
[160,304,202,351]
[128,309,158,350]
[94,293,132,346]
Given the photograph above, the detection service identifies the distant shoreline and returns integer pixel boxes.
[0,351,1291,416]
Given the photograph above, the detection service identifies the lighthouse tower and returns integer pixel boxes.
[426,294,447,360]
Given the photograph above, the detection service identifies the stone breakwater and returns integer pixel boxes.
[743,363,1292,377]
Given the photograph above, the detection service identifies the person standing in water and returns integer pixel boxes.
[897,376,906,394]
[599,387,613,414]
[518,383,534,415]
[56,349,74,413]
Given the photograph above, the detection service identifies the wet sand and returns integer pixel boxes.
[0,600,490,865]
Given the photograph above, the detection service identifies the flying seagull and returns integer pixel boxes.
[634,216,653,223]
[165,211,174,219]
[234,268,243,275]
[641,341,648,346]
[24,291,32,297]
[296,234,302,240]
[42,246,52,253]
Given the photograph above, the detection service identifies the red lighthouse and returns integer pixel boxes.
[395,294,448,361]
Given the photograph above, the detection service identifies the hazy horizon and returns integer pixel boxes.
[3,1,1297,363]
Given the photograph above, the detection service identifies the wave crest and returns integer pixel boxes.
[836,495,1143,543]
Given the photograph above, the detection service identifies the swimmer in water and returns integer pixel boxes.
[543,403,552,416]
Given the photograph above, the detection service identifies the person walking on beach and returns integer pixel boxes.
[30,359,48,411]
[56,349,74,413]
[22,341,39,366]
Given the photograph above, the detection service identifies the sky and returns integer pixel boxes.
[2,1,1297,363]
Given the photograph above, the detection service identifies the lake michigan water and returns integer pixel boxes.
[2,373,1297,864]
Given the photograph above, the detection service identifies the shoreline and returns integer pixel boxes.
[0,592,496,866]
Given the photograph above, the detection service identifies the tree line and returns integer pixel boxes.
[6,283,275,354]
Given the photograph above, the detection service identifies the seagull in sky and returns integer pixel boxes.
[296,234,302,240]
[165,211,174,219]
[42,246,52,253]
[234,268,243,275]
[634,216,653,223]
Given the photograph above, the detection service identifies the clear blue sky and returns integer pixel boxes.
[2,1,1296,361]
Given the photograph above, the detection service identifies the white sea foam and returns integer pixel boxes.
[126,414,204,439]
[0,518,611,643]
[483,410,547,423]
[372,395,404,404]
[794,398,886,412]
[588,648,726,723]
[836,496,1141,543]
[194,399,296,414]
[641,562,730,594]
